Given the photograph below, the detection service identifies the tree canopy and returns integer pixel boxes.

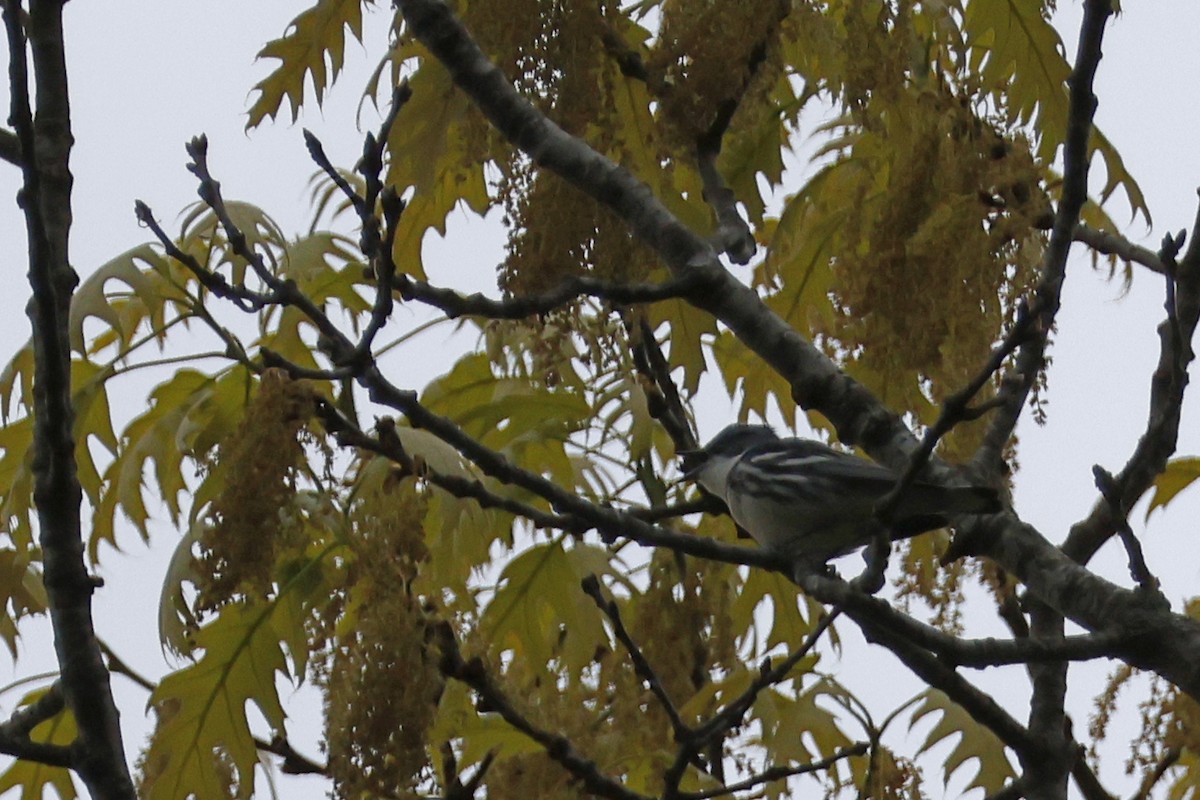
[3,1,1200,799]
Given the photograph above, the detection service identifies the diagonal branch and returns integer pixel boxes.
[1073,223,1166,275]
[0,681,72,767]
[394,0,916,468]
[1064,210,1200,565]
[581,576,690,739]
[0,126,20,166]
[976,0,1113,474]
[435,622,653,800]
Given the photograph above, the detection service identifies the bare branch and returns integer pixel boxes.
[977,0,1115,476]
[396,271,699,320]
[314,401,583,533]
[435,622,653,800]
[1074,223,1167,275]
[4,0,134,793]
[1064,215,1200,566]
[1091,465,1162,598]
[135,200,276,312]
[581,575,690,738]
[677,743,870,800]
[0,127,20,166]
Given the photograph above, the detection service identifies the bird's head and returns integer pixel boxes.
[679,424,779,479]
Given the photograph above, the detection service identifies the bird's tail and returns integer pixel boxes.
[890,483,1001,538]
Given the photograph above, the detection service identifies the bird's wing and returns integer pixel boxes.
[739,439,898,498]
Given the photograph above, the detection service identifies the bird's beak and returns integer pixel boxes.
[677,448,707,480]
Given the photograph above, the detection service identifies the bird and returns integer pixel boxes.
[679,424,1000,561]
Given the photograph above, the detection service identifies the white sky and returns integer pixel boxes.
[2,1,1200,798]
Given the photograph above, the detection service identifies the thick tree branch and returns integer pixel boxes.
[4,0,134,795]
[394,0,918,470]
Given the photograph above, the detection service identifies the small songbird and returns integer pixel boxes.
[680,424,1000,560]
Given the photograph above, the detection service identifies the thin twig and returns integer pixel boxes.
[677,743,870,800]
[397,272,699,320]
[1091,465,1163,599]
[435,622,653,800]
[581,575,690,738]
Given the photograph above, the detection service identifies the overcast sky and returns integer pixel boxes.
[3,2,1200,798]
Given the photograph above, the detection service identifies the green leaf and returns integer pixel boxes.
[246,0,368,128]
[753,682,856,779]
[646,299,717,396]
[421,353,590,486]
[0,416,37,547]
[158,520,205,655]
[143,540,339,800]
[91,368,250,558]
[143,600,289,799]
[0,547,46,657]
[909,688,1016,794]
[711,330,797,424]
[385,47,491,278]
[69,244,173,356]
[479,540,612,672]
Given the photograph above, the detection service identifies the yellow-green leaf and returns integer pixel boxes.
[143,600,295,800]
[1148,457,1200,518]
[246,0,367,128]
[479,540,611,672]
[909,688,1016,794]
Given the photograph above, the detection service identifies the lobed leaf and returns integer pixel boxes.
[909,688,1016,794]
[246,0,368,128]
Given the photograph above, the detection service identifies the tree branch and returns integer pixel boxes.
[977,0,1113,478]
[1064,211,1200,565]
[1073,223,1167,275]
[677,743,870,800]
[395,271,699,320]
[435,622,653,800]
[4,0,134,794]
[0,126,20,166]
[0,681,73,767]
[581,576,690,739]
